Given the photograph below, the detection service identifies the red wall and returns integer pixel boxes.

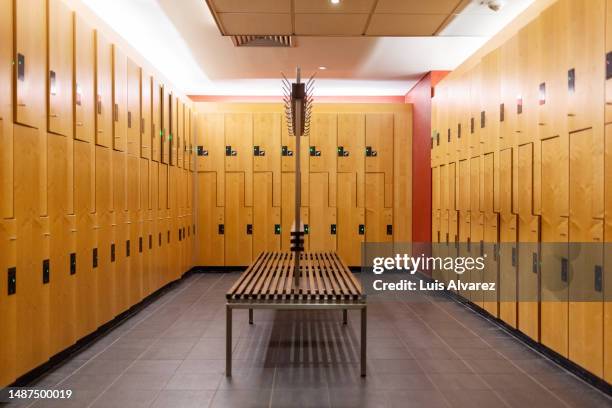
[405,71,448,242]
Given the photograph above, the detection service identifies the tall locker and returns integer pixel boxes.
[94,147,113,324]
[337,173,364,267]
[338,114,365,207]
[569,128,604,378]
[48,0,73,137]
[170,94,178,166]
[470,155,484,306]
[517,143,540,341]
[499,36,519,150]
[482,153,499,316]
[151,80,161,162]
[540,135,569,357]
[177,101,184,168]
[225,172,252,265]
[15,0,46,129]
[0,219,17,386]
[253,113,281,206]
[95,32,113,147]
[225,113,253,206]
[0,0,13,219]
[161,86,169,163]
[281,172,309,252]
[309,172,336,251]
[126,58,141,156]
[253,172,280,257]
[365,173,392,244]
[141,73,151,159]
[604,123,612,383]
[499,148,517,327]
[196,113,225,206]
[365,113,393,207]
[431,165,441,274]
[74,15,95,143]
[457,159,471,298]
[112,45,127,152]
[448,162,459,284]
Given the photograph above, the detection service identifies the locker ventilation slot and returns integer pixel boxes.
[232,35,293,48]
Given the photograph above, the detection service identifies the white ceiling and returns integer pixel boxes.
[78,0,535,96]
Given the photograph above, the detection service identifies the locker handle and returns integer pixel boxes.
[560,258,568,283]
[49,70,57,95]
[17,53,25,81]
[511,247,517,267]
[7,267,16,295]
[49,113,59,118]
[17,103,26,107]
[218,224,224,235]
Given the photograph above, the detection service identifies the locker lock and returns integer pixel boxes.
[567,68,575,93]
[253,146,266,156]
[42,259,50,284]
[480,111,486,129]
[499,104,505,122]
[532,252,539,274]
[17,53,25,82]
[70,253,77,275]
[281,146,294,156]
[330,224,337,235]
[516,96,523,114]
[538,83,546,105]
[149,235,153,249]
[225,146,237,156]
[560,258,568,283]
[309,146,321,157]
[365,146,378,157]
[457,123,462,139]
[126,240,131,257]
[470,117,475,134]
[594,265,603,292]
[111,244,116,263]
[386,225,393,236]
[358,224,365,235]
[93,248,98,268]
[304,224,309,234]
[139,237,143,253]
[274,224,281,235]
[218,224,225,235]
[197,146,208,156]
[337,146,349,157]
[246,224,253,235]
[8,267,16,296]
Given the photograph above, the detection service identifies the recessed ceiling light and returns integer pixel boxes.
[319,66,327,70]
[330,0,340,5]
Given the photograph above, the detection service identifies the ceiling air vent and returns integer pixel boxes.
[232,35,294,48]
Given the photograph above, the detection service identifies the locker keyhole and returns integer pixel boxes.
[386,225,393,236]
[93,248,98,268]
[337,146,349,157]
[197,146,208,156]
[330,224,336,235]
[111,244,116,262]
[126,240,131,257]
[309,146,320,156]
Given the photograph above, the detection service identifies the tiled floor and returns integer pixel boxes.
[5,273,611,408]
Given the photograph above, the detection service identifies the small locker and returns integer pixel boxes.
[365,173,392,244]
[126,58,141,156]
[309,113,337,173]
[337,172,364,267]
[253,172,281,256]
[141,73,152,159]
[309,172,336,252]
[365,113,393,207]
[151,79,161,161]
[112,45,127,152]
[225,172,252,266]
[95,32,113,147]
[253,113,281,205]
[74,15,95,143]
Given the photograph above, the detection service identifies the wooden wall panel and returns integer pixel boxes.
[0,0,13,219]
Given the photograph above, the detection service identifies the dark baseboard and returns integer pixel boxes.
[192,265,247,272]
[9,268,196,387]
[445,290,612,397]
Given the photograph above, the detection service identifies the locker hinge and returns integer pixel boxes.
[126,240,131,257]
[42,259,50,284]
[111,244,116,262]
[219,224,225,235]
[93,248,98,268]
[8,267,16,295]
[309,146,321,156]
[387,225,393,236]
[337,146,349,157]
[330,224,336,235]
[253,146,266,156]
[70,253,76,275]
[594,265,603,292]
[281,146,293,156]
[359,224,365,235]
[561,257,568,283]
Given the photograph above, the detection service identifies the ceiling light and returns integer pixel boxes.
[319,66,327,70]
[330,0,340,5]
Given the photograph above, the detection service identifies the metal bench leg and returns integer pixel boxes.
[343,309,348,325]
[361,306,367,377]
[226,305,232,377]
[249,308,253,325]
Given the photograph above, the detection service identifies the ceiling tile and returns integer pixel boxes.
[366,14,447,36]
[210,0,291,13]
[294,0,375,13]
[219,13,293,35]
[295,13,369,35]
[375,0,461,14]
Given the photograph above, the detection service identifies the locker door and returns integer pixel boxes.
[0,0,13,219]
[74,15,94,143]
[470,156,484,306]
[458,158,470,292]
[309,113,337,173]
[365,173,392,243]
[225,172,252,266]
[141,73,151,159]
[95,32,112,148]
[113,150,127,212]
[499,148,517,327]
[253,113,281,206]
[338,114,365,173]
[177,101,184,168]
[517,143,539,341]
[253,172,280,257]
[161,86,169,164]
[48,0,73,137]
[170,94,178,166]
[309,172,336,251]
[605,123,612,383]
[126,58,140,156]
[566,0,605,133]
[482,153,499,317]
[225,113,253,206]
[569,128,604,377]
[281,114,310,176]
[188,108,195,172]
[112,45,127,152]
[151,80,161,162]
[281,172,309,252]
[15,0,46,128]
[432,165,441,247]
[337,172,364,267]
[448,162,459,284]
[365,113,393,207]
[0,219,17,386]
[540,135,569,357]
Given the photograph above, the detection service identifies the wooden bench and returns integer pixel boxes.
[226,251,367,376]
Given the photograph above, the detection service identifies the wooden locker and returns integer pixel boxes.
[365,113,393,207]
[159,164,168,213]
[566,0,605,133]
[540,135,569,357]
[127,156,139,212]
[170,94,178,166]
[569,128,604,377]
[499,35,520,150]
[74,15,95,143]
[196,172,224,265]
[432,165,441,245]
[225,172,252,266]
[309,172,336,251]
[48,0,73,137]
[161,87,169,164]
[197,113,225,175]
[253,172,280,257]
[365,173,392,243]
[605,123,612,383]
[15,0,46,128]
[338,113,365,178]
[0,0,13,219]
[253,113,281,206]
[499,148,517,327]
[309,113,337,173]
[281,114,310,175]
[481,49,500,154]
[467,65,482,152]
[436,164,449,283]
[113,150,127,212]
[0,219,17,386]
[151,80,161,161]
[112,45,127,152]
[482,153,499,316]
[177,101,184,168]
[128,220,142,306]
[470,156,484,307]
[281,172,309,252]
[141,73,151,159]
[337,172,364,267]
[126,58,140,156]
[95,32,113,147]
[517,143,540,341]
[188,108,195,172]
[517,19,541,147]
